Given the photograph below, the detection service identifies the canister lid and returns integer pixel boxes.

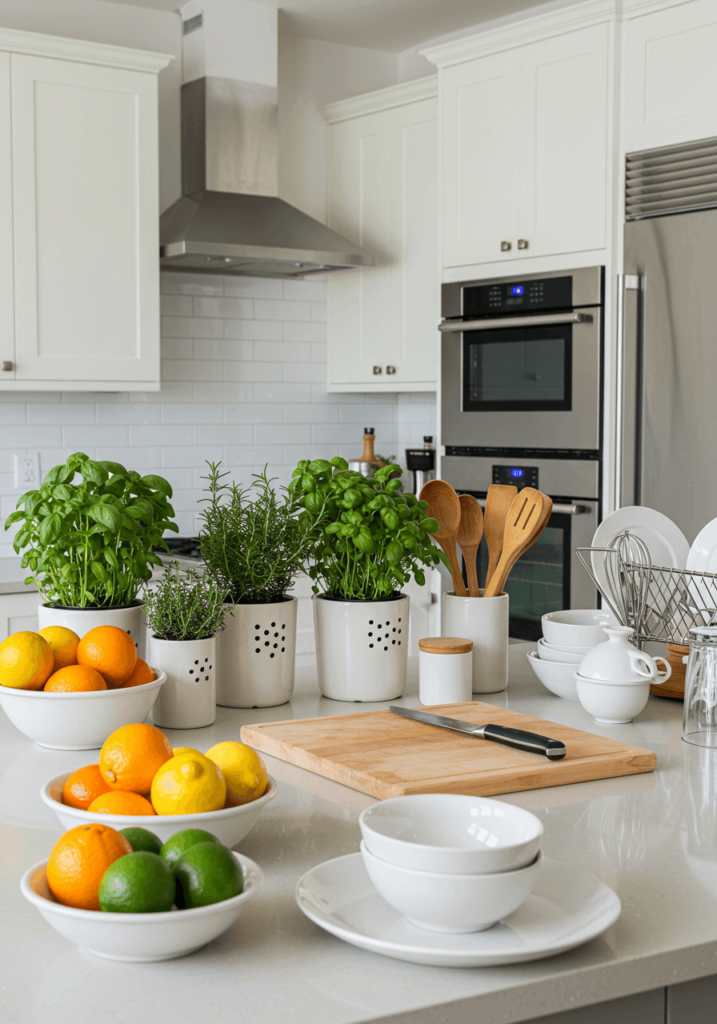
[419,637,473,654]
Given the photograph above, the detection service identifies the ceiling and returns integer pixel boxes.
[97,0,555,52]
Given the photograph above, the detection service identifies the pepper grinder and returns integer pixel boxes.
[405,436,436,494]
[348,428,384,479]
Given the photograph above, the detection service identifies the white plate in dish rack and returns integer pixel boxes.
[687,518,717,574]
[591,506,689,599]
[295,853,620,968]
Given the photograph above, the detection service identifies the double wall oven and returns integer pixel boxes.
[440,266,603,640]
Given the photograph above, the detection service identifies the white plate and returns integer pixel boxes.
[591,507,689,598]
[295,853,620,968]
[687,517,717,574]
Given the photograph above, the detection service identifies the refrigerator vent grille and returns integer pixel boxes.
[626,136,717,219]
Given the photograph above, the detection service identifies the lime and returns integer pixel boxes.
[98,851,175,913]
[120,827,162,855]
[174,843,243,909]
[160,829,220,869]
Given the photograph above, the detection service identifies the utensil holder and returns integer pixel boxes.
[441,592,509,694]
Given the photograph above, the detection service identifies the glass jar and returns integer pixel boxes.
[682,626,717,747]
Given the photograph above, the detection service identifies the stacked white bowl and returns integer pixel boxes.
[358,794,544,933]
[527,609,618,701]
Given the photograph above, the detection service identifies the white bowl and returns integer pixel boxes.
[0,671,167,750]
[574,672,650,724]
[360,841,543,933]
[541,638,594,656]
[41,772,277,848]
[536,639,585,665]
[359,793,543,874]
[20,851,262,962]
[542,609,618,648]
[527,650,580,701]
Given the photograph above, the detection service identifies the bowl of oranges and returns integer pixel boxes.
[42,725,277,847]
[0,625,166,749]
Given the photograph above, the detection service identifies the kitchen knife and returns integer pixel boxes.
[389,706,567,760]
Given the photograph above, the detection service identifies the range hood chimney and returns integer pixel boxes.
[160,2,374,278]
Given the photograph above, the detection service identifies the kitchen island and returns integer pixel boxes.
[2,645,716,1024]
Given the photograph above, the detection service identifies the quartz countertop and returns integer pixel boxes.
[1,646,715,1024]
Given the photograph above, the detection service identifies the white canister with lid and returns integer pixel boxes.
[419,637,473,706]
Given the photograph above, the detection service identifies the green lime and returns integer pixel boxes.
[120,827,162,855]
[174,843,243,909]
[160,829,220,869]
[99,851,175,914]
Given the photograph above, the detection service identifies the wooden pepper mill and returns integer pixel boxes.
[348,428,385,478]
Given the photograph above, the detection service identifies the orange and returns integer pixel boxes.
[62,765,112,810]
[122,658,155,689]
[77,625,137,689]
[46,823,131,911]
[88,791,156,816]
[37,626,80,671]
[0,631,54,690]
[99,723,173,795]
[44,665,107,693]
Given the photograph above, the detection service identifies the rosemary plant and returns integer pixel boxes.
[143,563,231,641]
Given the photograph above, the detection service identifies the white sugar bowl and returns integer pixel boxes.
[578,626,671,684]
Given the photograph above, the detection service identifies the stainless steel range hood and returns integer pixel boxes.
[160,76,374,278]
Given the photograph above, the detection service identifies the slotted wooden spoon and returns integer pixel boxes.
[483,484,518,591]
[419,479,467,597]
[484,488,553,598]
[457,494,483,597]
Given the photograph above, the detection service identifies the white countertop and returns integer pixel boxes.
[2,646,715,1024]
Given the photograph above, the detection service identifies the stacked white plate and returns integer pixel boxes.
[527,609,618,701]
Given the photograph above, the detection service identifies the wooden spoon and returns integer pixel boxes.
[483,484,518,592]
[457,494,483,597]
[419,479,468,597]
[484,488,553,598]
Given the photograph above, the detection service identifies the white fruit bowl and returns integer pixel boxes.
[41,772,277,848]
[527,650,580,701]
[0,671,167,750]
[20,851,262,962]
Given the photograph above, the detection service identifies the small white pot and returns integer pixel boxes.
[313,594,409,702]
[37,602,146,661]
[442,591,509,694]
[148,635,216,730]
[215,597,297,708]
[575,672,659,724]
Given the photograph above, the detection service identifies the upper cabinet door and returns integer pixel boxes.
[623,0,717,152]
[441,50,521,269]
[519,23,609,259]
[0,52,14,379]
[11,54,160,384]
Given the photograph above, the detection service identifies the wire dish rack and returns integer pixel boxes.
[577,533,717,648]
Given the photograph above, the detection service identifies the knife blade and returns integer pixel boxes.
[389,706,566,761]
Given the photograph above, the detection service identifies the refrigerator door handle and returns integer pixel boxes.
[615,273,641,509]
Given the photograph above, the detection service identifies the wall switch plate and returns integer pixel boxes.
[14,452,40,490]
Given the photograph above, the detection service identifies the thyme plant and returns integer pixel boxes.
[143,562,231,641]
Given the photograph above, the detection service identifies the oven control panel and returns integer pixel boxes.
[463,276,572,316]
[492,465,538,491]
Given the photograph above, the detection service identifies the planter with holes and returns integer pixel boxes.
[38,601,146,660]
[147,635,216,729]
[313,593,409,702]
[215,597,297,709]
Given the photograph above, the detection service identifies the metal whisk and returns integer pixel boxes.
[604,532,652,637]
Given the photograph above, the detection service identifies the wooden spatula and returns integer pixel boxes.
[483,484,518,591]
[484,488,553,598]
[419,479,468,597]
[457,494,483,597]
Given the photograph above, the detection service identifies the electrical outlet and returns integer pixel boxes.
[14,452,40,490]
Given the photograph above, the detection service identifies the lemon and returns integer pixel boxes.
[151,751,226,815]
[0,631,55,690]
[38,626,80,671]
[171,747,200,758]
[205,741,268,806]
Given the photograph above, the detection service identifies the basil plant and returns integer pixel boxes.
[5,452,177,608]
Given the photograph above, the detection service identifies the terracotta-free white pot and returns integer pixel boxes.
[37,601,146,661]
[313,593,409,702]
[215,597,297,708]
[148,635,216,730]
[442,591,509,694]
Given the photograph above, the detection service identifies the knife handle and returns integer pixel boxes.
[482,724,566,761]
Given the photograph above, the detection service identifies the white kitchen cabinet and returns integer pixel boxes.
[0,591,42,642]
[322,79,439,392]
[0,28,170,392]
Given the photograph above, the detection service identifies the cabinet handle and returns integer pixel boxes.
[2,361,12,371]
[500,241,512,252]
[373,365,382,375]
[517,239,529,250]
[386,365,396,375]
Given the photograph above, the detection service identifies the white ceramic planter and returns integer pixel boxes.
[442,591,509,694]
[149,635,216,730]
[37,602,146,661]
[215,597,297,708]
[313,593,409,702]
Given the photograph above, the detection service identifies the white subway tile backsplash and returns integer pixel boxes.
[161,272,223,296]
[256,423,311,446]
[283,279,327,302]
[194,296,254,320]
[224,277,283,299]
[97,405,162,425]
[160,295,193,317]
[254,299,312,322]
[63,425,128,447]
[282,321,326,342]
[192,339,254,361]
[162,360,223,382]
[95,446,162,469]
[224,404,281,424]
[129,426,193,448]
[283,404,338,424]
[161,338,194,359]
[223,362,283,383]
[161,317,224,339]
[193,425,253,446]
[253,382,313,404]
[3,426,62,447]
[224,319,283,341]
[340,404,395,424]
[192,382,252,403]
[253,341,311,363]
[30,404,95,425]
[311,303,327,322]
[161,404,223,425]
[225,444,283,465]
[131,382,193,403]
[161,446,219,468]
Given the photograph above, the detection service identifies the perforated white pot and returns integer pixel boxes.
[37,601,146,661]
[313,593,409,702]
[148,635,216,730]
[215,597,297,708]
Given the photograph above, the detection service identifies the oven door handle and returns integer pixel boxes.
[475,498,589,515]
[438,311,593,332]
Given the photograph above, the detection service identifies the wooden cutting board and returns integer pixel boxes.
[241,702,656,800]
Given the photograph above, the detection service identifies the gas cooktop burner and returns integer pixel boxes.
[154,537,202,560]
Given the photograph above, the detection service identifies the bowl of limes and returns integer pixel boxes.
[21,824,263,961]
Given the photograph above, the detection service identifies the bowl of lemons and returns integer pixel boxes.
[41,727,277,847]
[21,822,263,961]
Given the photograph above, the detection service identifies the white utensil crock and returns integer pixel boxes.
[148,635,216,730]
[215,597,297,708]
[313,594,409,702]
[442,591,509,694]
[38,602,146,661]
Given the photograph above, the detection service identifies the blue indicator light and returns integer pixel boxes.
[510,468,524,478]
[511,285,524,296]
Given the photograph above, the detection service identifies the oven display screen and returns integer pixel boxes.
[463,276,572,316]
